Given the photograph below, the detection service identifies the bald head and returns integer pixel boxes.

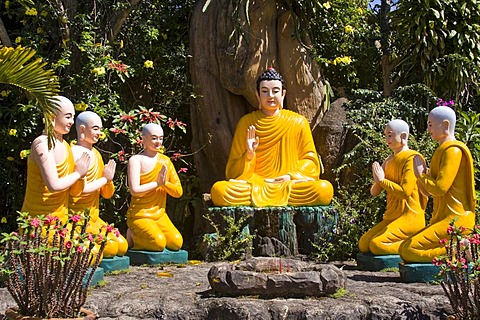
[142,123,164,137]
[429,106,456,135]
[386,119,409,138]
[76,111,102,133]
[50,95,74,116]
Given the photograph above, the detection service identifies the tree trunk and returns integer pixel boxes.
[190,0,326,192]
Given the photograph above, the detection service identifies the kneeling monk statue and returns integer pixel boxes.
[211,68,334,207]
[69,111,128,258]
[126,123,183,251]
[358,119,427,255]
[22,96,89,222]
[399,106,476,263]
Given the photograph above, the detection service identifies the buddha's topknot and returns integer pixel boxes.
[256,68,285,92]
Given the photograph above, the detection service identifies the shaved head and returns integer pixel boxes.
[76,111,102,133]
[142,123,164,137]
[386,119,409,138]
[429,106,456,135]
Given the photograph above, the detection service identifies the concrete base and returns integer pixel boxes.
[126,249,188,265]
[356,253,402,272]
[399,262,441,283]
[84,267,104,287]
[100,256,130,273]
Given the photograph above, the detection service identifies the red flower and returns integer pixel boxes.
[172,153,182,161]
[447,226,454,234]
[65,241,72,249]
[120,114,135,123]
[88,233,94,242]
[70,215,81,223]
[76,246,84,253]
[178,167,188,173]
[59,228,68,238]
[118,150,125,162]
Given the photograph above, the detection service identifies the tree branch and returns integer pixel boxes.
[107,0,142,43]
[0,17,12,47]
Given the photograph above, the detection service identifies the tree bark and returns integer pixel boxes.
[190,0,326,192]
[0,17,12,47]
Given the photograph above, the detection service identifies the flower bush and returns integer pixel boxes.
[0,211,110,318]
[434,220,480,320]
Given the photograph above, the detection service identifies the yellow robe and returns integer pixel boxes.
[126,154,183,251]
[211,109,333,207]
[358,150,427,255]
[69,148,128,258]
[400,140,476,263]
[21,141,82,223]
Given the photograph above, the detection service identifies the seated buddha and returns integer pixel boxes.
[399,106,476,263]
[126,123,184,251]
[358,119,427,255]
[210,68,333,207]
[69,111,128,258]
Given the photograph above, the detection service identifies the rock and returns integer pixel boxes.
[0,261,453,319]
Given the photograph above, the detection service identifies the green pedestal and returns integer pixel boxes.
[126,249,188,265]
[399,262,442,283]
[84,267,104,287]
[99,256,130,273]
[356,253,402,271]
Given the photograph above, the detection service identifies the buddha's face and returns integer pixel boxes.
[82,116,103,145]
[427,114,447,142]
[142,126,164,152]
[384,125,403,151]
[53,101,75,135]
[257,80,285,115]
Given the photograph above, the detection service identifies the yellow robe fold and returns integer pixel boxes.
[21,141,80,223]
[400,140,476,263]
[211,109,333,207]
[126,154,183,251]
[69,148,128,257]
[359,150,427,255]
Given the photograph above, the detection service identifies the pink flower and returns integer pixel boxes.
[439,238,448,244]
[76,246,84,253]
[118,150,125,162]
[460,238,470,248]
[97,234,103,241]
[115,229,121,238]
[172,153,182,161]
[65,241,72,249]
[106,225,114,233]
[30,217,40,228]
[447,226,454,234]
[44,215,58,224]
[87,233,94,242]
[178,167,188,173]
[70,215,81,223]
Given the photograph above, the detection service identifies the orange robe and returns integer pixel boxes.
[400,140,476,262]
[69,148,128,257]
[211,109,333,207]
[21,141,82,223]
[359,150,427,255]
[126,154,183,251]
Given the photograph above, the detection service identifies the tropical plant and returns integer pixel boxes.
[433,220,480,320]
[0,211,110,318]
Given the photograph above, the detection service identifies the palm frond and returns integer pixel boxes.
[0,46,60,147]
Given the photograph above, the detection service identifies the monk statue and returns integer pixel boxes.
[21,96,90,223]
[358,119,427,255]
[210,68,334,207]
[126,123,183,251]
[399,106,476,263]
[69,111,128,258]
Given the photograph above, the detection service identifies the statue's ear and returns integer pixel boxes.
[442,119,450,132]
[400,132,408,142]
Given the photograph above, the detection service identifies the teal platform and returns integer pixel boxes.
[99,256,130,273]
[84,267,104,287]
[356,253,402,271]
[399,262,441,283]
[126,249,188,265]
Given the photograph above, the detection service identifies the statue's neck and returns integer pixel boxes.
[393,145,409,155]
[76,140,93,150]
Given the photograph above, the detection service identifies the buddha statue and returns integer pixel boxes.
[399,106,476,263]
[69,111,128,258]
[126,123,183,251]
[21,96,90,223]
[210,68,333,207]
[358,119,427,255]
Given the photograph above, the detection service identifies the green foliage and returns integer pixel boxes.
[202,214,254,262]
[390,0,480,103]
[329,287,349,298]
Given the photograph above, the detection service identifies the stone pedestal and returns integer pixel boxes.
[203,206,338,257]
[99,256,130,273]
[399,263,441,283]
[126,249,188,265]
[356,253,402,272]
[84,267,104,287]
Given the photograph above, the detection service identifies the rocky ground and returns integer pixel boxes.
[0,261,452,320]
